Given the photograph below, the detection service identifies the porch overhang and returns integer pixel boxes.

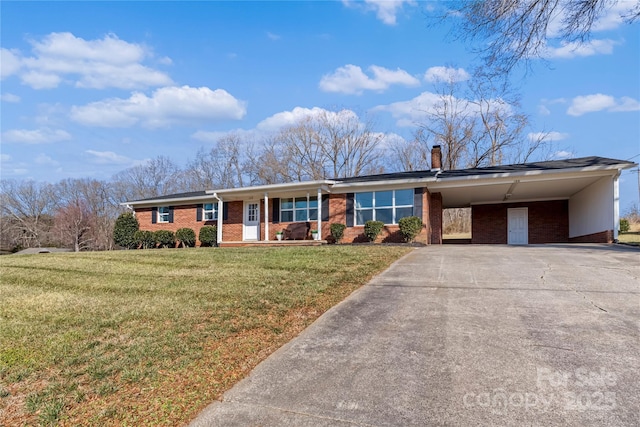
[206,180,335,201]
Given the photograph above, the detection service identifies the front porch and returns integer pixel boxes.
[219,240,328,248]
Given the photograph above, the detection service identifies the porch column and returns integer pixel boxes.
[216,198,223,244]
[613,172,620,241]
[316,187,322,240]
[264,192,269,241]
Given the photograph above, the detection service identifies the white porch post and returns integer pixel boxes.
[316,187,322,240]
[216,197,223,244]
[264,192,269,241]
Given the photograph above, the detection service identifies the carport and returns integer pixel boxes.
[429,157,633,244]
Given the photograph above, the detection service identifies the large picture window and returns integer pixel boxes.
[158,206,170,223]
[280,196,318,222]
[355,189,413,225]
[203,203,217,221]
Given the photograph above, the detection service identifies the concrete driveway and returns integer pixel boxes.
[191,244,640,426]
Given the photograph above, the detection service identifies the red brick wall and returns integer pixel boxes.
[136,205,217,247]
[429,192,443,244]
[569,230,614,243]
[135,187,436,245]
[472,200,569,244]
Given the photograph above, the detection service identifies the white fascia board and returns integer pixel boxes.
[428,168,620,190]
[206,180,336,197]
[331,177,437,192]
[122,194,216,208]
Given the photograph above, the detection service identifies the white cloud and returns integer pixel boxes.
[424,66,470,83]
[1,93,21,103]
[542,39,618,59]
[35,153,60,166]
[2,128,72,144]
[553,150,574,159]
[70,85,247,128]
[527,131,569,142]
[1,154,12,162]
[319,64,419,95]
[343,0,416,25]
[257,106,354,131]
[373,91,445,126]
[191,128,257,143]
[567,93,640,116]
[538,105,551,116]
[267,32,281,40]
[1,48,22,78]
[85,150,133,164]
[3,32,173,90]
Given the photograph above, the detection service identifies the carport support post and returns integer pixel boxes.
[317,188,322,240]
[264,192,269,241]
[614,173,620,241]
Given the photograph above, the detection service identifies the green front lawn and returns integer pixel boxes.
[0,246,411,426]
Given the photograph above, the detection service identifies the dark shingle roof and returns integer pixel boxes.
[129,190,209,203]
[439,156,635,178]
[336,156,634,183]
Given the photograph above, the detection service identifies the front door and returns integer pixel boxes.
[243,201,260,241]
[507,208,528,245]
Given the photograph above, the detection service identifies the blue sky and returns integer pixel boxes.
[1,1,639,209]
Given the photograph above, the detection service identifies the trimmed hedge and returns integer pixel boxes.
[176,228,196,247]
[154,230,175,248]
[399,216,423,243]
[199,225,218,247]
[364,220,384,242]
[113,212,139,249]
[330,223,346,243]
[133,230,155,249]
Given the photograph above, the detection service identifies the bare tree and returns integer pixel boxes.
[0,179,56,249]
[52,201,93,252]
[388,129,432,172]
[316,110,384,178]
[447,0,640,72]
[418,79,476,170]
[112,156,182,202]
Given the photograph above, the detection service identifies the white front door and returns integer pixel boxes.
[243,201,260,241]
[508,208,528,245]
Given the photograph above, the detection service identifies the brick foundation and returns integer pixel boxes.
[472,200,569,244]
[569,230,614,243]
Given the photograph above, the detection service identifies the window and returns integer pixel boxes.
[354,189,413,225]
[158,206,170,223]
[203,203,217,221]
[281,196,318,222]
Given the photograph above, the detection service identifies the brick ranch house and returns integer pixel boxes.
[124,147,636,246]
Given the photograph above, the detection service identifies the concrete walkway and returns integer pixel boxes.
[191,244,640,426]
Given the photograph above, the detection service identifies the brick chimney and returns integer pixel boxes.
[431,145,442,171]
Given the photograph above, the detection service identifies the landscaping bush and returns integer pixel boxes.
[176,228,196,247]
[199,225,218,247]
[330,223,347,243]
[154,230,175,248]
[133,230,155,249]
[399,216,423,242]
[620,218,630,234]
[113,212,139,249]
[364,220,384,242]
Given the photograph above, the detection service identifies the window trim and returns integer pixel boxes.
[203,203,217,221]
[157,206,170,223]
[354,189,414,226]
[280,195,318,223]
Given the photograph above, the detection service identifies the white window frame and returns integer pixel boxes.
[280,195,318,223]
[354,189,414,226]
[203,203,217,221]
[158,206,170,223]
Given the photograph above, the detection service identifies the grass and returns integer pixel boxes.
[0,245,411,426]
[618,222,640,246]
